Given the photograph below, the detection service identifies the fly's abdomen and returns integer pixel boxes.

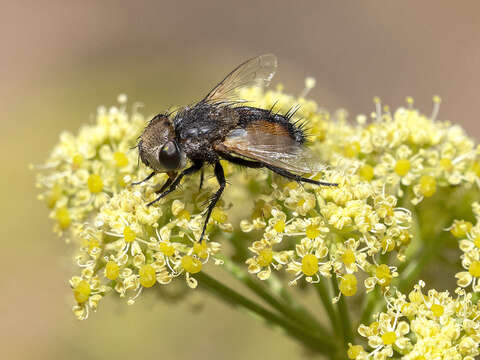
[234,106,306,144]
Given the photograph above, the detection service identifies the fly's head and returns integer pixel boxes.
[138,114,186,172]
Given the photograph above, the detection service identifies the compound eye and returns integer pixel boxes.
[159,141,181,170]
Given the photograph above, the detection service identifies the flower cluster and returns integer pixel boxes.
[35,95,229,319]
[454,202,480,292]
[36,79,480,358]
[351,281,480,359]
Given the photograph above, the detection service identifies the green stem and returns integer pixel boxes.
[196,272,337,355]
[221,258,330,337]
[315,277,341,334]
[360,287,380,326]
[331,275,354,347]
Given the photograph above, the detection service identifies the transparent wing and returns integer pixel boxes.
[220,125,326,174]
[203,54,277,104]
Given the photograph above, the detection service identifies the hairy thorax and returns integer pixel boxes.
[174,103,239,163]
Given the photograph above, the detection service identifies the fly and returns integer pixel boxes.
[135,54,337,242]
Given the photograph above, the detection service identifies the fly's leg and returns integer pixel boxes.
[199,162,226,242]
[265,165,338,186]
[155,172,178,194]
[147,162,203,206]
[199,169,204,191]
[221,152,336,186]
[132,171,156,185]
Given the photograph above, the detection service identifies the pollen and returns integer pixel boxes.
[273,219,285,233]
[56,207,71,229]
[139,264,157,288]
[339,274,357,296]
[123,226,136,243]
[301,254,319,276]
[159,242,175,257]
[73,280,91,304]
[359,164,374,181]
[394,159,411,176]
[341,249,356,265]
[450,220,473,238]
[87,174,103,194]
[211,208,228,223]
[419,175,436,197]
[440,158,453,172]
[347,344,363,359]
[381,331,397,345]
[305,224,320,239]
[181,255,202,274]
[431,303,444,317]
[113,151,129,168]
[193,241,209,259]
[105,260,119,280]
[375,264,392,286]
[469,261,480,277]
[257,249,273,267]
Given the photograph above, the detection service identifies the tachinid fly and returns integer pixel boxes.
[135,54,337,242]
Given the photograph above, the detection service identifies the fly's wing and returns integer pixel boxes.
[203,54,277,104]
[219,122,326,174]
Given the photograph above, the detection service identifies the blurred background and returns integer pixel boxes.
[2,1,480,359]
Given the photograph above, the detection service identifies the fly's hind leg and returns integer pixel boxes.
[199,162,226,242]
[265,165,338,187]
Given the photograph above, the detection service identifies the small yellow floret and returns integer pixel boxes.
[211,208,227,223]
[113,151,129,168]
[344,141,361,158]
[339,274,357,296]
[257,249,273,267]
[474,236,480,248]
[419,175,436,197]
[375,264,392,286]
[123,226,136,243]
[193,241,208,259]
[87,174,103,194]
[469,261,480,277]
[439,158,453,172]
[341,249,356,265]
[359,164,374,181]
[431,303,444,317]
[274,219,285,233]
[72,154,84,169]
[181,255,202,274]
[177,209,191,221]
[347,345,363,359]
[472,161,480,177]
[301,254,319,276]
[105,261,119,280]
[139,264,156,288]
[306,224,320,239]
[159,242,175,257]
[381,331,397,345]
[56,207,71,229]
[73,280,91,304]
[450,220,472,238]
[394,159,411,176]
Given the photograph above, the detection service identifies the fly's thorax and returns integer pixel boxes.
[138,114,187,172]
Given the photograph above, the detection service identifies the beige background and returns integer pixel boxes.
[2,1,480,359]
